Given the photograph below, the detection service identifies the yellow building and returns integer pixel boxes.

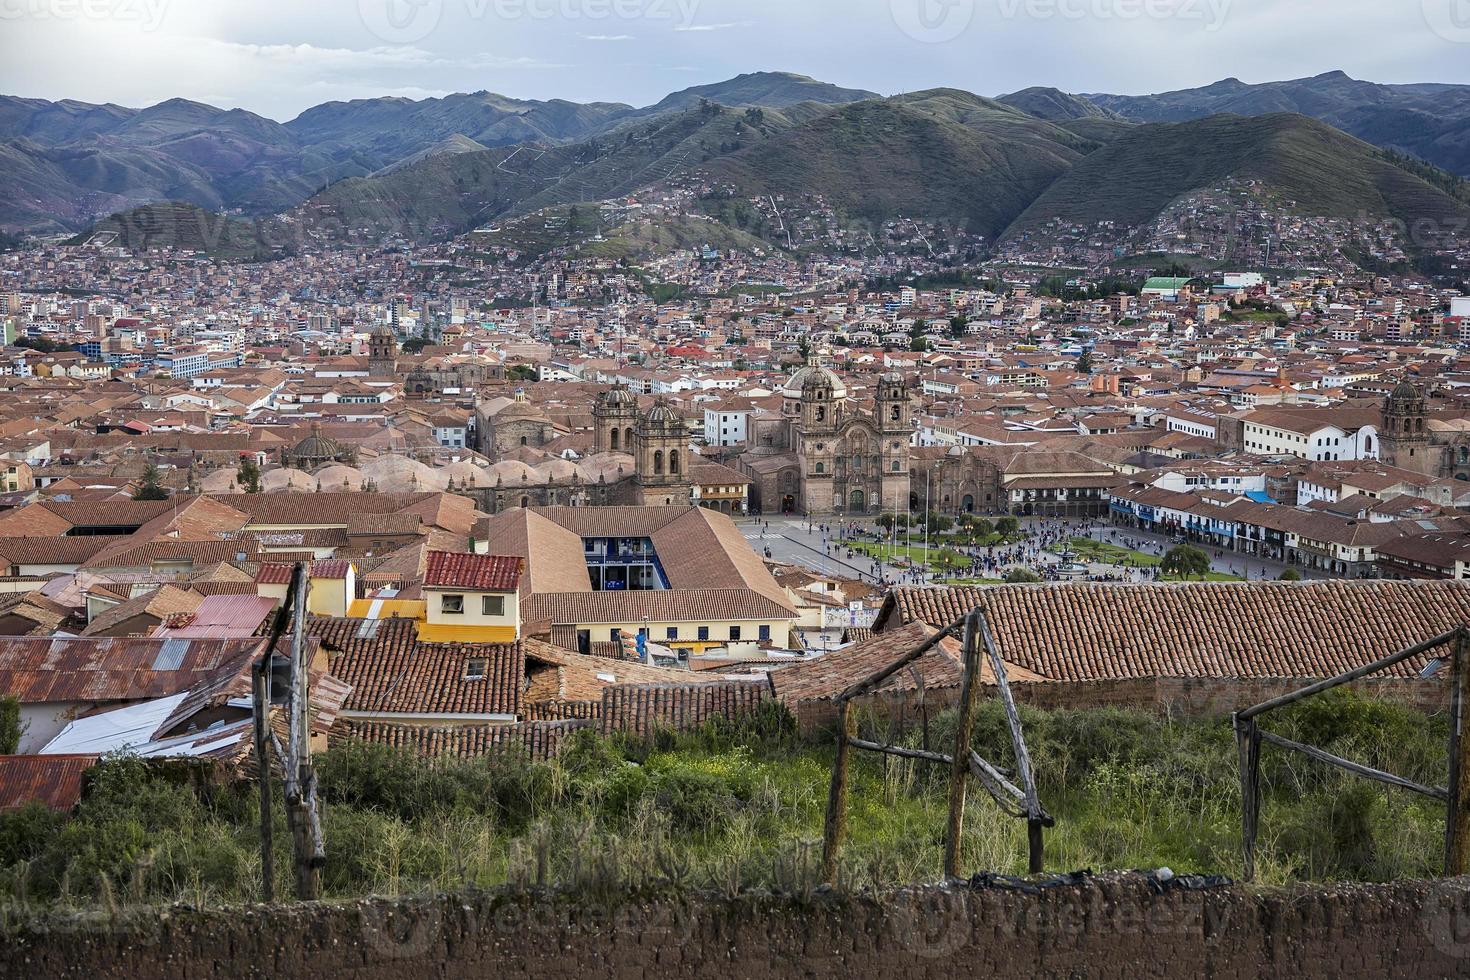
[416,552,523,644]
[481,505,798,658]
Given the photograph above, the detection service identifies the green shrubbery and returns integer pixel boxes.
[0,692,1454,912]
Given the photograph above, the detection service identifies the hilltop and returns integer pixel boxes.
[1003,112,1470,238]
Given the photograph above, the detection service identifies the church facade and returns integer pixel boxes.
[733,364,912,516]
[1379,381,1470,481]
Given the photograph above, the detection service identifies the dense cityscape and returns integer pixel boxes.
[6,3,1470,973]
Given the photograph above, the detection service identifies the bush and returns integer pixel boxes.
[0,694,20,754]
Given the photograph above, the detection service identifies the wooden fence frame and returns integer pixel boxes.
[1232,625,1470,882]
[819,608,1051,883]
[251,562,325,902]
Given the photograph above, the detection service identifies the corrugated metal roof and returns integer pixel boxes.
[0,636,266,703]
[151,595,278,639]
[0,754,98,810]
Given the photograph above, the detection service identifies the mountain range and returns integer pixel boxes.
[8,70,1470,264]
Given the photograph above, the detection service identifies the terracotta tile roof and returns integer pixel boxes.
[424,552,522,592]
[81,585,204,637]
[597,679,772,737]
[334,719,590,762]
[0,754,97,810]
[256,563,294,585]
[523,638,684,704]
[330,640,524,717]
[876,582,1470,682]
[0,536,130,567]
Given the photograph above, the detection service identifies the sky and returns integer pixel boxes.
[3,0,1470,121]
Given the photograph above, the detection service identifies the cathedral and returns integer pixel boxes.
[1379,381,1470,480]
[591,385,696,506]
[733,362,912,516]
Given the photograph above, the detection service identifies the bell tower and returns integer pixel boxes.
[368,327,398,380]
[878,372,912,514]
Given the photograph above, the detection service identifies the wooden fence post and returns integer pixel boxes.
[1234,713,1261,882]
[820,700,854,884]
[943,616,983,879]
[251,658,274,904]
[1447,629,1470,876]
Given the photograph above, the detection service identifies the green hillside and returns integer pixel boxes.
[1004,113,1470,237]
[704,93,1102,239]
[299,105,803,242]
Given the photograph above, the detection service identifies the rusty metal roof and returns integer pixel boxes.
[0,754,97,810]
[0,636,267,703]
[150,595,278,639]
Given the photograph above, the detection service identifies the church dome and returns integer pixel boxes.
[644,399,682,426]
[784,364,847,399]
[1389,379,1423,402]
[599,385,638,409]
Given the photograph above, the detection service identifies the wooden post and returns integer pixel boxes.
[1447,629,1470,876]
[820,700,855,884]
[943,615,983,879]
[281,563,324,901]
[977,614,1045,872]
[1234,713,1261,882]
[251,658,274,904]
[1027,820,1044,875]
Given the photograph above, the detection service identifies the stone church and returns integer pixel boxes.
[1379,381,1470,480]
[368,325,504,397]
[733,363,912,516]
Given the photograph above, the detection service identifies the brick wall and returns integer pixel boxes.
[8,875,1470,980]
[792,676,1448,734]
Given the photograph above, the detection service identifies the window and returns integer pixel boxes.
[440,594,464,615]
[666,627,678,641]
[697,626,710,641]
[464,658,488,680]
[729,626,742,641]
[482,595,505,616]
[759,625,771,642]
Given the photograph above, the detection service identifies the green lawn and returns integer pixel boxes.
[1061,537,1162,567]
[851,542,972,571]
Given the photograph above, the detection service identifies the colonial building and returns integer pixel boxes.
[734,363,912,516]
[1380,381,1470,481]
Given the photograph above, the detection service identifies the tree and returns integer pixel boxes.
[132,463,169,501]
[949,313,969,338]
[1278,568,1303,581]
[0,694,22,754]
[1004,567,1042,584]
[995,516,1020,538]
[924,513,953,535]
[1075,351,1094,374]
[876,513,896,533]
[969,517,994,540]
[1161,544,1211,580]
[236,455,262,494]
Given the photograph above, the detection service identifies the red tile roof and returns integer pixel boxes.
[424,552,523,592]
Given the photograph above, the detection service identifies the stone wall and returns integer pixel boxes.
[6,875,1470,979]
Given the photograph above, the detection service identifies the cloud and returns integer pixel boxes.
[673,22,743,32]
[581,33,635,41]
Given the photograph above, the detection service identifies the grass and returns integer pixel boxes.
[0,692,1452,914]
[850,542,972,572]
[1061,537,1161,567]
